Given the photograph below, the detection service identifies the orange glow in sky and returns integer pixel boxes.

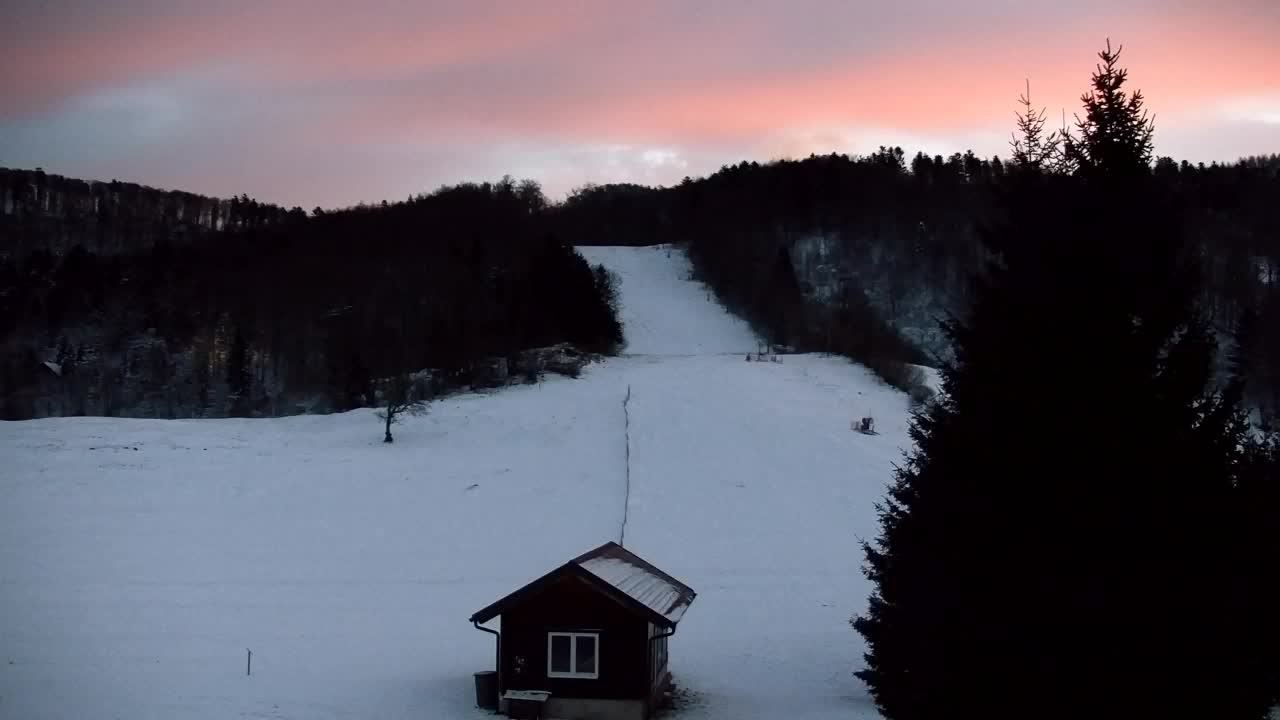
[2,0,1276,207]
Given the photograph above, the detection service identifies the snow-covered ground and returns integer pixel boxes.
[1,244,913,719]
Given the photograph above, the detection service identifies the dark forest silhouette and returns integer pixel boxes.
[852,41,1280,720]
[0,176,621,418]
[3,50,1279,420]
[553,150,1279,403]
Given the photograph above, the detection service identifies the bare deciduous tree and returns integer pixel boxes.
[376,373,428,443]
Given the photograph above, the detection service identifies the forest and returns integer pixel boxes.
[0,171,622,419]
[3,146,1277,419]
[850,44,1280,720]
[552,150,1280,410]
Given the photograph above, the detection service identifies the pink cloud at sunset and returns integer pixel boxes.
[2,0,1276,207]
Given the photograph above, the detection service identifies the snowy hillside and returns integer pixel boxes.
[0,245,915,720]
[577,245,758,355]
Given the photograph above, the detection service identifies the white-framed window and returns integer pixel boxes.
[547,631,599,679]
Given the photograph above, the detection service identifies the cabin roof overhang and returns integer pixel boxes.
[469,542,696,629]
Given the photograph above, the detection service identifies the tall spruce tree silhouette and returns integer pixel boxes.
[853,40,1278,720]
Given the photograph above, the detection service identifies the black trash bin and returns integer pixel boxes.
[474,670,499,710]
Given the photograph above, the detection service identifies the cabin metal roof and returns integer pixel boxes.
[469,541,696,628]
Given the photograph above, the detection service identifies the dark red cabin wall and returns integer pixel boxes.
[500,575,649,700]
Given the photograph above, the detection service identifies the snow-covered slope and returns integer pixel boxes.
[1,246,911,720]
[578,244,758,355]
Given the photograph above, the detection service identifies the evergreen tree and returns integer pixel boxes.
[853,42,1276,720]
[763,246,803,347]
[226,319,252,417]
[1009,80,1067,174]
[1065,39,1155,179]
[1224,313,1280,716]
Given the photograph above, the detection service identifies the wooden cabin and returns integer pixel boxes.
[470,541,697,720]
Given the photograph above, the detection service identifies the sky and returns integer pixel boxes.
[2,0,1278,209]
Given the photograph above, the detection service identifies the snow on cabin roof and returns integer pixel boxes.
[573,542,695,624]
[578,556,692,624]
[469,541,696,627]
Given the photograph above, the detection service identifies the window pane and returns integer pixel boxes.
[575,635,596,674]
[550,635,571,673]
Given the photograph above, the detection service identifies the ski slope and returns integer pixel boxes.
[0,245,913,719]
[577,245,758,355]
